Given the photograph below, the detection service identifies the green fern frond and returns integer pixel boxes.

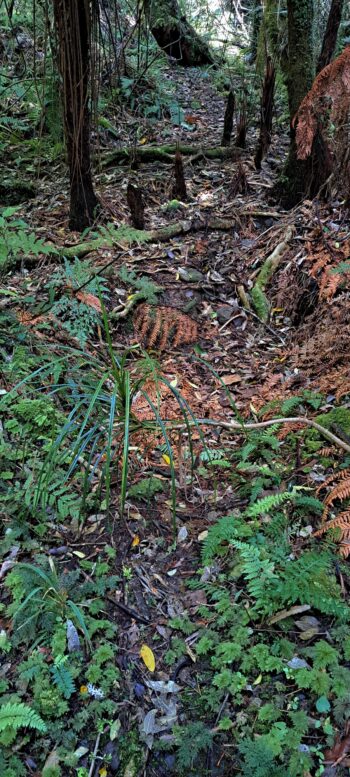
[245,487,306,518]
[280,396,304,415]
[294,494,324,514]
[51,655,75,699]
[231,540,277,606]
[202,515,253,564]
[0,703,47,733]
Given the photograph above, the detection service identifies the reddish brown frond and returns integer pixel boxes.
[313,510,350,555]
[294,45,350,160]
[316,468,350,495]
[324,479,350,508]
[133,304,198,352]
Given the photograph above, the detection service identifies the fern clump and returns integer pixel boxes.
[49,258,109,346]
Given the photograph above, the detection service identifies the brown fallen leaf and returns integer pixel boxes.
[221,374,242,385]
[324,724,350,765]
[75,290,102,311]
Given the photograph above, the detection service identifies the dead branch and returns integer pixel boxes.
[172,416,350,455]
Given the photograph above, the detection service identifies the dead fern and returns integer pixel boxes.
[316,468,350,496]
[133,304,198,352]
[294,45,350,161]
[314,511,350,558]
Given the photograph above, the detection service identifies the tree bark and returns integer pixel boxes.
[144,0,215,66]
[249,0,262,63]
[53,0,98,232]
[317,0,344,73]
[279,0,332,207]
[286,0,315,120]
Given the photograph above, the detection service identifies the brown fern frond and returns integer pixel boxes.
[148,308,162,348]
[316,468,350,495]
[318,447,338,457]
[133,304,198,352]
[314,510,350,539]
[158,319,170,351]
[324,478,350,508]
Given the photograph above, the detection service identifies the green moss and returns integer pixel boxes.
[251,283,270,322]
[315,408,350,434]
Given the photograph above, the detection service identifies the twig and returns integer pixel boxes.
[170,416,350,454]
[88,731,101,777]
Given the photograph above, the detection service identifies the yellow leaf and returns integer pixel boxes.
[72,551,86,558]
[80,685,88,694]
[131,535,140,547]
[99,769,108,777]
[162,454,171,466]
[253,674,262,685]
[169,378,178,388]
[140,644,156,672]
[139,137,147,145]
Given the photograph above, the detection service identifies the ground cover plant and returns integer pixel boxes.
[2,0,350,775]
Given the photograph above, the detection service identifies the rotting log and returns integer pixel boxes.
[101,144,241,168]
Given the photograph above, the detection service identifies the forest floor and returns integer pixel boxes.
[2,65,350,777]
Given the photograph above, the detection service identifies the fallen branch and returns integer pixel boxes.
[250,225,294,321]
[101,144,241,167]
[61,218,237,258]
[174,415,350,455]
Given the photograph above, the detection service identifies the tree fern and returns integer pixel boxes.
[0,703,47,733]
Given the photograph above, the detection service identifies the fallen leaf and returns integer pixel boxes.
[131,535,140,547]
[75,291,102,311]
[268,604,311,625]
[140,644,156,672]
[221,374,241,385]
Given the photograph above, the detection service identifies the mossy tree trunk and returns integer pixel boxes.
[280,0,332,207]
[53,0,98,231]
[144,0,214,66]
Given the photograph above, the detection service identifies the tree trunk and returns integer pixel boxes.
[317,0,344,73]
[249,0,262,63]
[53,0,98,232]
[144,0,215,66]
[279,0,332,207]
[286,0,314,120]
